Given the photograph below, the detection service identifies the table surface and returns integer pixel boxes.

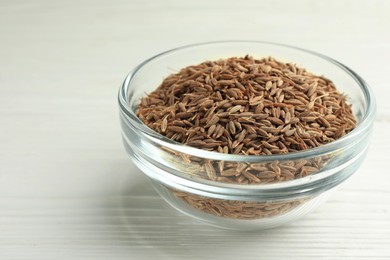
[1,0,389,259]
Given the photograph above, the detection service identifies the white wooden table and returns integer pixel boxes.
[1,1,389,259]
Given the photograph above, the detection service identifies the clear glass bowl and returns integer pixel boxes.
[118,41,376,230]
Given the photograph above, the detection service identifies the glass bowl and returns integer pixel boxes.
[118,41,376,230]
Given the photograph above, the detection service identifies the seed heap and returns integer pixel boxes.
[174,190,305,219]
[136,56,357,219]
[137,56,356,156]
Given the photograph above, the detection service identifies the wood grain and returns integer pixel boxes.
[0,0,389,259]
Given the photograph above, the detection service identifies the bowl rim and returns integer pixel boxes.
[118,41,376,198]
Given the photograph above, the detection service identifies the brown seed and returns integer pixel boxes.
[215,126,225,139]
[301,116,317,122]
[258,171,277,178]
[173,120,186,127]
[289,117,300,124]
[176,112,193,119]
[228,121,236,134]
[167,125,186,133]
[249,96,264,106]
[235,63,249,72]
[281,124,291,133]
[285,99,305,105]
[261,126,280,134]
[306,130,322,137]
[232,112,255,117]
[269,87,278,96]
[243,172,261,183]
[212,124,222,138]
[217,80,235,85]
[318,117,331,128]
[255,103,265,114]
[236,162,248,172]
[178,102,187,112]
[284,129,296,136]
[334,126,345,138]
[198,99,214,108]
[204,161,217,181]
[268,135,280,143]
[281,169,294,179]
[277,79,284,87]
[278,93,285,103]
[218,160,224,173]
[262,141,279,150]
[265,81,273,90]
[161,115,168,132]
[243,124,257,135]
[186,140,206,146]
[206,115,219,127]
[268,117,284,125]
[324,130,335,137]
[207,124,216,136]
[221,168,238,177]
[307,82,318,97]
[229,105,242,114]
[234,121,242,131]
[250,163,268,171]
[325,114,337,121]
[263,64,272,73]
[306,100,315,110]
[223,146,229,154]
[236,130,247,143]
[233,143,244,154]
